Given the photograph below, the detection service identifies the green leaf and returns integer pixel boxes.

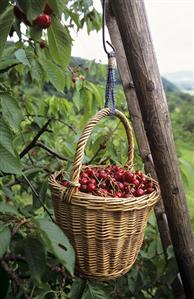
[164,258,178,285]
[0,119,22,174]
[35,218,75,276]
[0,0,9,14]
[0,144,22,174]
[15,49,31,67]
[0,119,14,155]
[40,59,65,92]
[47,0,67,15]
[1,93,23,130]
[48,18,72,69]
[167,245,175,260]
[82,282,110,299]
[30,26,42,41]
[0,202,18,215]
[24,237,46,283]
[0,6,14,59]
[17,0,45,23]
[30,59,45,85]
[71,278,86,299]
[0,225,11,257]
[72,90,80,111]
[82,88,93,121]
[147,240,156,259]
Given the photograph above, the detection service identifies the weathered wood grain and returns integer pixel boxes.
[110,0,194,297]
[104,2,185,297]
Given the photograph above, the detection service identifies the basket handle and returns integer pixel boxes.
[64,108,134,202]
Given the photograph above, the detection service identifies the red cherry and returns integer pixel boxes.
[146,187,155,194]
[147,181,154,188]
[130,187,136,195]
[100,182,107,189]
[85,168,94,176]
[89,178,97,185]
[98,170,107,180]
[79,178,89,185]
[114,191,122,198]
[81,172,88,179]
[131,179,140,187]
[114,172,123,181]
[134,189,144,197]
[44,3,53,15]
[141,176,147,183]
[61,180,69,187]
[140,183,146,189]
[123,171,134,182]
[117,182,124,191]
[34,14,51,29]
[80,184,87,192]
[124,193,132,198]
[87,183,97,192]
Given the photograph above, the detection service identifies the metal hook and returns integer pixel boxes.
[102,0,116,55]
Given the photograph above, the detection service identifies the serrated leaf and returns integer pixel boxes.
[82,282,110,299]
[40,59,65,92]
[0,225,11,257]
[35,218,75,276]
[1,93,23,130]
[0,144,22,174]
[48,18,71,69]
[0,202,18,215]
[17,0,45,23]
[0,6,14,59]
[15,49,31,67]
[24,237,46,283]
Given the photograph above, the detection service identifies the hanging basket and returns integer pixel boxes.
[49,108,160,280]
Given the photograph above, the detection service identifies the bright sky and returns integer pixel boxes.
[71,0,194,75]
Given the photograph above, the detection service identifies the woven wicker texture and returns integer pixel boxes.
[49,108,160,280]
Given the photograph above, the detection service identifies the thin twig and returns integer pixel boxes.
[0,254,26,263]
[22,174,55,223]
[11,219,30,236]
[0,261,29,299]
[19,119,52,159]
[24,114,77,133]
[35,142,72,161]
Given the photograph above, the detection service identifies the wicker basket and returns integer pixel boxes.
[49,108,160,280]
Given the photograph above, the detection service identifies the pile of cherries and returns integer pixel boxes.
[61,165,156,198]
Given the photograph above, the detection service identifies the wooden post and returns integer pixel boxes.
[110,0,194,297]
[104,2,185,298]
